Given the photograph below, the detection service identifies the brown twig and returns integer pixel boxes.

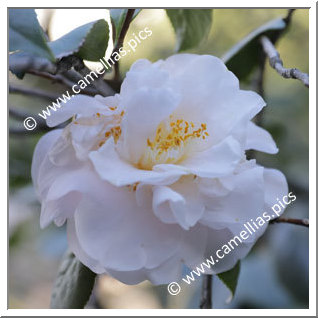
[260,35,309,87]
[73,59,115,96]
[9,106,66,135]
[9,84,59,100]
[200,274,213,309]
[270,217,309,227]
[112,9,135,82]
[27,70,98,96]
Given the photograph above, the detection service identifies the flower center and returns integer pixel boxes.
[138,118,209,170]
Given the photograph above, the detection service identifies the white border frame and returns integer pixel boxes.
[3,1,316,316]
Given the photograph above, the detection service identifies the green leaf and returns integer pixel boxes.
[217,261,240,300]
[48,19,109,61]
[222,18,287,80]
[9,9,55,62]
[9,52,56,79]
[50,250,96,309]
[166,9,213,52]
[110,9,141,46]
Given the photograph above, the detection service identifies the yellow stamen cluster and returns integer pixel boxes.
[110,126,122,143]
[147,119,208,155]
[138,118,209,170]
[97,109,125,147]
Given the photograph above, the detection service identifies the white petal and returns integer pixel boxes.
[40,192,81,228]
[120,59,170,100]
[245,121,278,154]
[148,224,208,284]
[31,129,62,196]
[181,136,242,178]
[152,186,183,225]
[201,227,254,275]
[67,217,106,274]
[46,94,112,127]
[73,186,184,272]
[153,177,205,230]
[201,165,265,235]
[40,167,111,227]
[118,87,181,164]
[46,167,102,201]
[89,139,187,187]
[263,168,288,211]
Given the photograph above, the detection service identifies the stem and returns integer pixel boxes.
[270,217,309,227]
[200,274,213,309]
[260,35,309,87]
[113,9,135,82]
[72,57,115,96]
[9,84,59,100]
[252,53,266,127]
[27,70,98,96]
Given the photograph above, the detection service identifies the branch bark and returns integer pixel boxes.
[260,35,309,87]
[74,62,115,96]
[200,274,213,309]
[27,70,98,96]
[113,9,135,82]
[270,217,309,227]
[9,84,59,100]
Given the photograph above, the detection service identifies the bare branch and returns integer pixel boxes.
[270,217,309,227]
[9,84,59,100]
[9,107,35,120]
[27,70,98,96]
[113,9,135,82]
[9,53,57,75]
[200,274,213,309]
[58,55,115,96]
[9,106,66,135]
[260,36,309,87]
[284,9,296,25]
[74,61,115,96]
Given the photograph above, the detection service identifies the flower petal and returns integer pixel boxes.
[117,86,181,164]
[67,217,106,274]
[31,129,62,196]
[200,165,265,236]
[180,136,242,178]
[73,185,184,272]
[152,177,205,230]
[245,121,278,154]
[46,95,117,127]
[89,138,188,187]
[263,168,288,211]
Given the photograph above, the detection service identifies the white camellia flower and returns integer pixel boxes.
[32,54,287,284]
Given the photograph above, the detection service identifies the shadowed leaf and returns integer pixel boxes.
[50,250,96,309]
[110,9,141,46]
[217,261,240,300]
[48,19,109,61]
[222,18,287,80]
[166,9,213,52]
[9,9,55,62]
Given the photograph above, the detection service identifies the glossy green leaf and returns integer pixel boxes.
[217,261,240,300]
[9,9,55,62]
[48,19,109,61]
[50,250,96,309]
[166,9,213,52]
[222,18,287,80]
[110,9,141,45]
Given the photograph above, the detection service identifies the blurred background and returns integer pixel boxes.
[9,8,309,309]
